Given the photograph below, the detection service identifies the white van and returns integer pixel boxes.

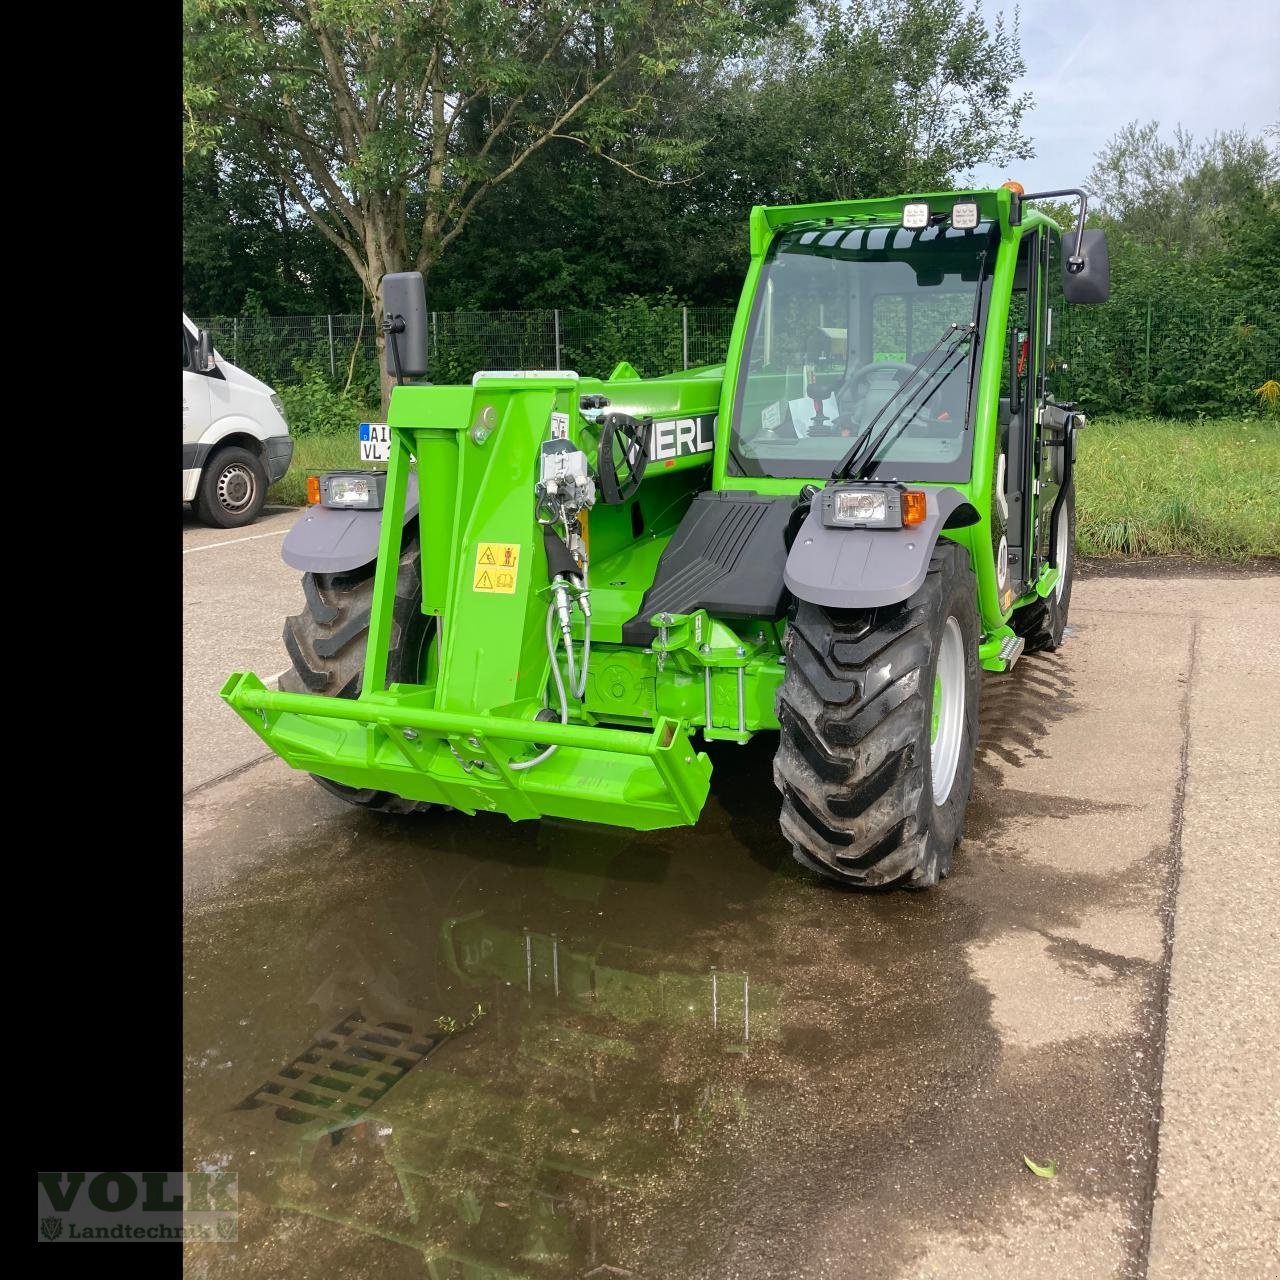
[182,314,293,528]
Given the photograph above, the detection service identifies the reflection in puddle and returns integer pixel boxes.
[185,667,1161,1280]
[187,814,789,1276]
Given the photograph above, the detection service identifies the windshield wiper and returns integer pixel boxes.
[852,344,971,481]
[832,322,976,480]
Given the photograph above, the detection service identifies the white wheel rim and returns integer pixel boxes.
[1054,501,1070,601]
[930,617,965,806]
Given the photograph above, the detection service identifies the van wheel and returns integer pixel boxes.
[193,446,268,529]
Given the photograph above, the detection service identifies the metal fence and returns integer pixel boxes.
[191,306,738,387]
[193,301,1277,417]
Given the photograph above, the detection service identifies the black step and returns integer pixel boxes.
[621,491,797,645]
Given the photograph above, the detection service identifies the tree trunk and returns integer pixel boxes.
[373,289,392,418]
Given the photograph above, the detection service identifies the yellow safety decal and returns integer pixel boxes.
[473,542,520,593]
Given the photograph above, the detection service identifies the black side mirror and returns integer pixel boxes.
[597,413,650,504]
[382,272,428,381]
[196,329,215,372]
[1062,229,1109,304]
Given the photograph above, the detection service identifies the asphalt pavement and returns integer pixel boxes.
[183,506,303,791]
[181,518,1279,1279]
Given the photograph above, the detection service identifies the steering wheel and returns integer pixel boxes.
[843,361,917,399]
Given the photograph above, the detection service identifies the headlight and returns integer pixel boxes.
[320,470,387,509]
[270,392,288,424]
[834,489,891,525]
[821,484,927,529]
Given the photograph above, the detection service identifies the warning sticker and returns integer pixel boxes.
[473,542,520,593]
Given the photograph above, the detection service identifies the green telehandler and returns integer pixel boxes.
[222,184,1109,888]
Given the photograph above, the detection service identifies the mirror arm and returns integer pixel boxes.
[383,314,406,385]
[1020,187,1089,272]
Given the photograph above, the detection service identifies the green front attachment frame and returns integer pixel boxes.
[222,374,718,830]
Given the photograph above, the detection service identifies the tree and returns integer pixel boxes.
[1087,120,1280,250]
[184,0,791,404]
[426,0,1035,309]
[706,0,1033,206]
[183,152,364,314]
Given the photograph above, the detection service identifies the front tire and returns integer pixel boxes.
[280,528,435,814]
[193,446,268,528]
[774,543,980,889]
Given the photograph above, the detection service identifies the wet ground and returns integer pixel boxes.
[184,568,1279,1279]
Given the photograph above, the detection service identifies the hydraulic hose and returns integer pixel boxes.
[509,577,591,772]
[509,602,568,772]
[563,609,591,702]
[511,517,592,772]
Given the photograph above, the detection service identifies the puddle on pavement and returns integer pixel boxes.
[185,654,1165,1279]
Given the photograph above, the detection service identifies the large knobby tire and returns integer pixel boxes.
[774,543,980,889]
[193,445,268,529]
[280,527,435,814]
[1013,483,1075,653]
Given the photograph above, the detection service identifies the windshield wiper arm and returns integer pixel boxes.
[853,344,970,480]
[833,322,976,481]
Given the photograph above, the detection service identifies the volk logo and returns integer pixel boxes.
[37,1171,238,1242]
[647,415,716,463]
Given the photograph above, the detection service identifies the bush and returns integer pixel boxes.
[277,368,378,435]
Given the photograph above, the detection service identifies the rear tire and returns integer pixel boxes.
[774,543,980,889]
[280,528,435,815]
[193,446,268,528]
[1013,483,1075,652]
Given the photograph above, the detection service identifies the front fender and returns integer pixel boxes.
[282,473,420,573]
[783,486,973,609]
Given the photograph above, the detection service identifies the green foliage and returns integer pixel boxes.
[1045,123,1280,418]
[182,0,1032,317]
[712,0,1032,204]
[1056,200,1280,417]
[183,153,362,315]
[1075,417,1280,559]
[1088,121,1280,251]
[277,371,378,438]
[562,292,691,378]
[183,0,784,295]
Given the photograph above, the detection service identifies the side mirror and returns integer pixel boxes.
[382,272,428,380]
[1062,229,1109,304]
[196,329,216,372]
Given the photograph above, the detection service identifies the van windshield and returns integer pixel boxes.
[728,221,996,482]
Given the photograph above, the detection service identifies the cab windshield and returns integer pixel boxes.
[728,221,996,481]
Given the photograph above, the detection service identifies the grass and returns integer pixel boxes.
[1075,417,1279,560]
[272,415,1280,561]
[267,433,379,507]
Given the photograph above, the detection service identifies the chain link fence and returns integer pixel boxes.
[193,301,1277,418]
[191,306,737,387]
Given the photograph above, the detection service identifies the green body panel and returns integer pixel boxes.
[223,188,1083,827]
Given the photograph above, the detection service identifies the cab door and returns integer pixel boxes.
[1032,228,1068,573]
[999,227,1040,603]
[182,324,210,446]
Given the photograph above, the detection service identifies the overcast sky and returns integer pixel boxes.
[964,0,1280,193]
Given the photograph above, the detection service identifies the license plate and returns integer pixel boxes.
[358,422,391,462]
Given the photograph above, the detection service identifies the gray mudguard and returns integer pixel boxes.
[783,486,971,609]
[282,473,419,573]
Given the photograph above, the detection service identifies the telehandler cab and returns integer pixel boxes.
[222,184,1109,888]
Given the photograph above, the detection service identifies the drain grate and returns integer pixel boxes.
[238,1010,443,1125]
